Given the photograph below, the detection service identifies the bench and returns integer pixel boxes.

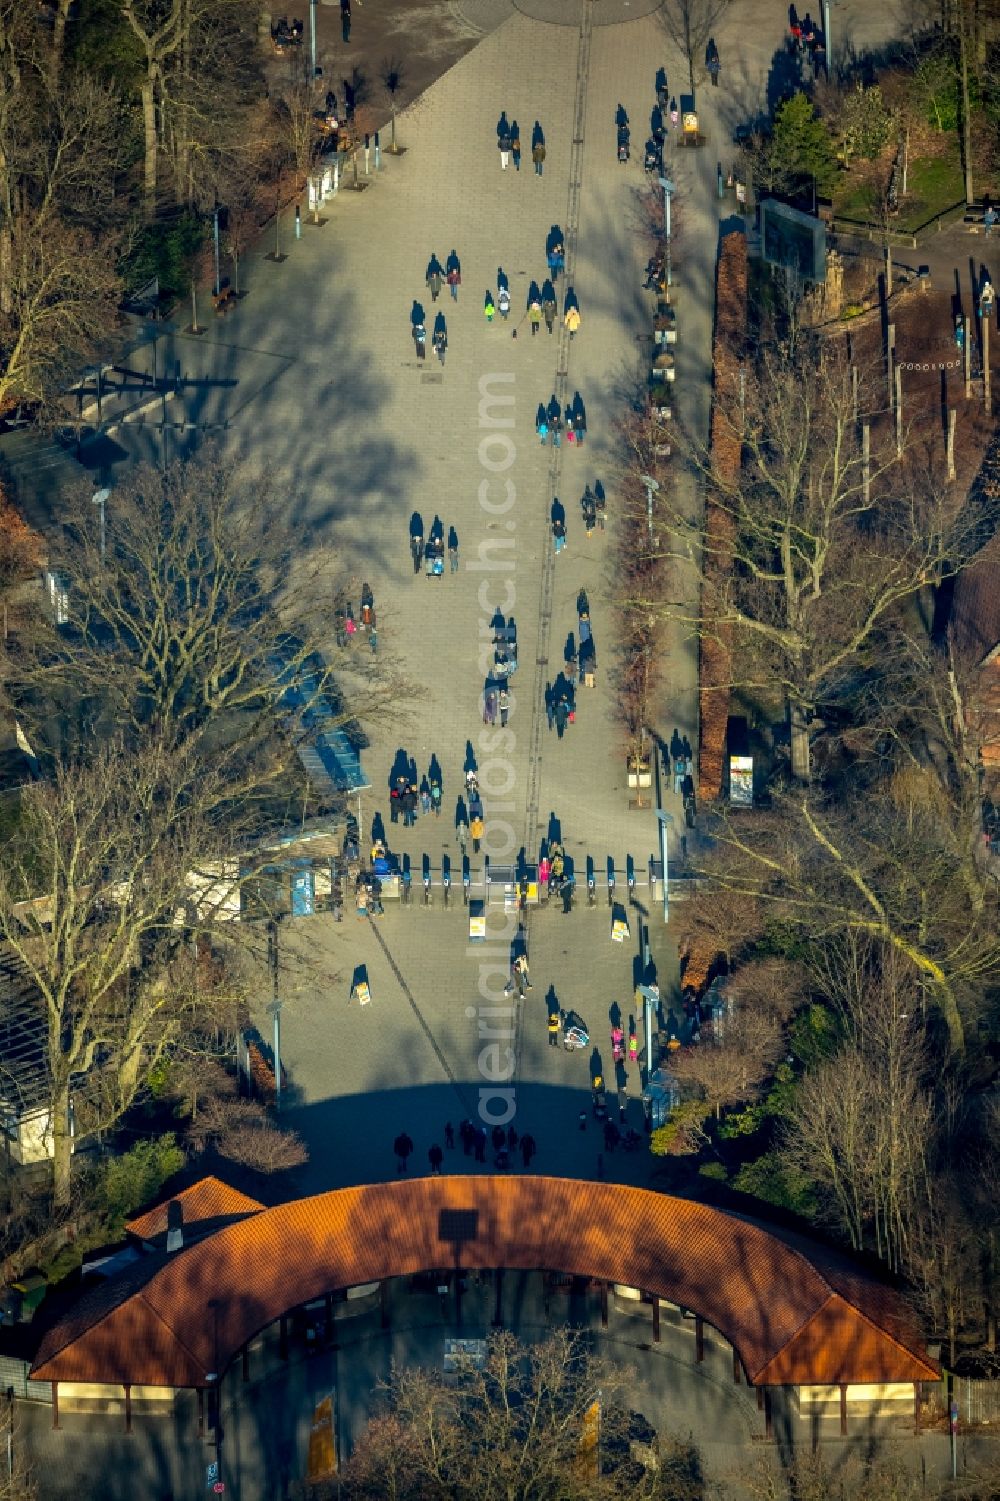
[212,287,237,315]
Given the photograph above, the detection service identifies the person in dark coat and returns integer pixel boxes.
[428,1143,443,1174]
[520,1133,536,1167]
[445,1122,456,1149]
[706,37,720,84]
[491,1124,506,1154]
[460,1119,474,1155]
[475,1126,488,1162]
[394,1132,413,1172]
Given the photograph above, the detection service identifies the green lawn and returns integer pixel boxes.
[833,151,966,232]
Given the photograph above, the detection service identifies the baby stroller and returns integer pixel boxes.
[617,124,630,162]
[562,1011,589,1050]
[644,138,662,174]
[611,1025,625,1063]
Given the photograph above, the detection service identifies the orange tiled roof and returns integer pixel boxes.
[33,1177,937,1389]
[125,1176,264,1242]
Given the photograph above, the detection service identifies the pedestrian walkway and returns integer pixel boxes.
[44,0,905,1189]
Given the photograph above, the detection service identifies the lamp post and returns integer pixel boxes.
[637,983,660,1085]
[822,0,832,74]
[654,807,673,925]
[267,919,283,1113]
[206,1298,223,1493]
[91,487,110,560]
[309,0,318,79]
[640,473,659,545]
[658,175,674,287]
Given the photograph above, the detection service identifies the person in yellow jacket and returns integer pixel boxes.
[470,813,485,852]
[565,303,581,338]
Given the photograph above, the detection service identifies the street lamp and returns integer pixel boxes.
[639,473,659,545]
[654,807,674,924]
[91,487,110,560]
[657,175,674,287]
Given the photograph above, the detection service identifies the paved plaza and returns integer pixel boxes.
[28,0,908,1194]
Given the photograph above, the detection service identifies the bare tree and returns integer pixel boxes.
[658,0,731,91]
[340,1330,706,1501]
[671,1006,783,1121]
[639,338,987,780]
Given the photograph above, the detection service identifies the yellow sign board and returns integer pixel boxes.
[307,1394,336,1480]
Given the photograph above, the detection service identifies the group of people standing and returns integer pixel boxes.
[496,111,546,174]
[537,391,587,448]
[409,512,459,577]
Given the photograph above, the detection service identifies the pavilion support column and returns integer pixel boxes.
[732,1348,741,1383]
[493,1269,503,1328]
[763,1387,773,1440]
[279,1314,289,1360]
[51,1382,59,1430]
[600,1282,608,1328]
[380,1280,390,1330]
[123,1384,132,1434]
[325,1293,334,1340]
[756,1385,764,1411]
[197,1387,205,1437]
[242,1345,250,1383]
[840,1383,848,1436]
[914,1383,921,1435]
[651,1295,660,1344]
[695,1315,704,1362]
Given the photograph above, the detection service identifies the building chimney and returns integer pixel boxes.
[165,1199,184,1253]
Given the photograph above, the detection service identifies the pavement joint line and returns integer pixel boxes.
[516,0,594,1104]
[365,913,477,1116]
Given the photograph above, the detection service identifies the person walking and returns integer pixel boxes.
[484,289,496,323]
[529,298,542,337]
[448,525,459,572]
[432,311,448,366]
[457,819,468,856]
[706,37,720,85]
[483,688,497,726]
[594,480,606,531]
[565,303,581,339]
[498,686,509,727]
[475,1126,487,1162]
[394,1131,413,1173]
[426,253,444,301]
[986,204,997,237]
[532,121,545,175]
[428,1143,443,1175]
[536,403,549,443]
[498,284,511,321]
[507,1124,518,1151]
[499,122,512,170]
[389,785,400,824]
[543,297,556,336]
[520,1132,536,1167]
[544,683,555,731]
[511,119,522,171]
[445,1121,456,1149]
[491,1124,506,1155]
[514,952,531,994]
[547,1009,560,1046]
[460,1118,474,1155]
[547,395,562,447]
[446,249,462,300]
[497,265,510,294]
[470,812,484,853]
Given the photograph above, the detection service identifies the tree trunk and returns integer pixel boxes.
[959,11,974,205]
[789,703,811,781]
[0,144,12,317]
[51,1080,72,1210]
[51,0,73,77]
[141,74,158,218]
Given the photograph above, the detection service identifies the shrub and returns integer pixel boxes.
[121,213,206,304]
[772,93,838,193]
[838,84,895,166]
[731,1149,818,1217]
[93,1133,185,1234]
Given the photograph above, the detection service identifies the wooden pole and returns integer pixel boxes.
[695,1315,705,1362]
[985,315,992,415]
[839,1383,849,1436]
[124,1384,132,1434]
[851,364,859,422]
[863,424,871,505]
[947,407,957,481]
[895,364,903,456]
[887,322,895,412]
[733,1347,742,1383]
[493,1268,504,1328]
[652,1295,661,1343]
[600,1282,608,1328]
[965,316,972,398]
[380,1279,390,1329]
[51,1383,59,1431]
